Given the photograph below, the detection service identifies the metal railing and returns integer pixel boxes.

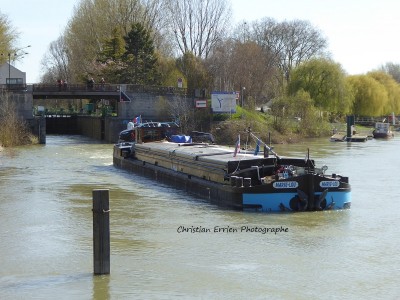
[32,83,120,92]
[0,84,27,91]
[2,83,188,97]
[124,84,187,96]
[31,83,187,96]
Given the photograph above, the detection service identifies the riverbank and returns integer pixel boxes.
[214,118,378,146]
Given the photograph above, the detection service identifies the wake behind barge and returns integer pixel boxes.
[113,125,351,212]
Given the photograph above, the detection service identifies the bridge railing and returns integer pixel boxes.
[32,83,120,92]
[0,84,28,91]
[31,83,187,96]
[125,84,187,96]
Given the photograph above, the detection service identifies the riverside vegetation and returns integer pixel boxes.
[209,106,333,148]
[0,93,37,148]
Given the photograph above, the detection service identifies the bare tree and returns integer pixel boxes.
[164,0,231,58]
[381,62,400,83]
[168,95,193,133]
[40,36,70,83]
[206,38,279,106]
[252,18,328,83]
[231,21,251,44]
[140,0,174,56]
[205,38,235,92]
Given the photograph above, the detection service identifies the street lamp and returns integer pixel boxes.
[241,86,246,107]
[3,45,31,88]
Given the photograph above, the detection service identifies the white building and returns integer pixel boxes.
[0,62,27,85]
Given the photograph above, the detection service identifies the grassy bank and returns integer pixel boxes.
[0,93,38,147]
[209,107,334,148]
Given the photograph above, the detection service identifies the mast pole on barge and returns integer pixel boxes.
[245,128,280,159]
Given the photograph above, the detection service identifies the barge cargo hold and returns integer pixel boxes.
[113,125,351,213]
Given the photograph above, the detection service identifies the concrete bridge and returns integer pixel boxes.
[32,83,123,100]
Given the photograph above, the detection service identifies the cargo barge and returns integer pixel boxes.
[113,124,351,212]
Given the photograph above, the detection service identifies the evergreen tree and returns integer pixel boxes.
[100,27,125,62]
[97,27,126,83]
[122,22,159,85]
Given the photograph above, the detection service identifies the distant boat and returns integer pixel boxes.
[372,122,394,139]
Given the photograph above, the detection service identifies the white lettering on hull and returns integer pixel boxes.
[320,181,340,188]
[273,181,299,189]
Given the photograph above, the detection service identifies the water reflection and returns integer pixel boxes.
[93,275,110,300]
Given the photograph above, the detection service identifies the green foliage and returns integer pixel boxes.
[347,75,389,116]
[269,91,331,137]
[192,108,212,132]
[211,108,285,147]
[212,113,230,122]
[176,52,211,96]
[157,56,185,87]
[211,105,266,122]
[367,71,400,114]
[0,12,18,59]
[121,23,160,85]
[0,93,36,147]
[99,27,126,61]
[95,27,126,83]
[289,58,352,114]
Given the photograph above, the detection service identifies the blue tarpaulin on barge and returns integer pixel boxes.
[171,135,192,143]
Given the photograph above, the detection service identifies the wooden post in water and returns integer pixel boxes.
[38,116,46,144]
[92,189,110,275]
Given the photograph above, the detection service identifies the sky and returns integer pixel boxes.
[1,0,399,83]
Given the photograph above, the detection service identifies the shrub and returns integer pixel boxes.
[0,93,36,147]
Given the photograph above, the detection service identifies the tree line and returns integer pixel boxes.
[2,0,400,122]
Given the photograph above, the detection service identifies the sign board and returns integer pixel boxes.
[195,99,207,108]
[177,78,183,88]
[211,92,237,113]
[319,181,340,188]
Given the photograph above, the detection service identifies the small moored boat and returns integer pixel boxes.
[372,122,394,139]
[113,125,351,213]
